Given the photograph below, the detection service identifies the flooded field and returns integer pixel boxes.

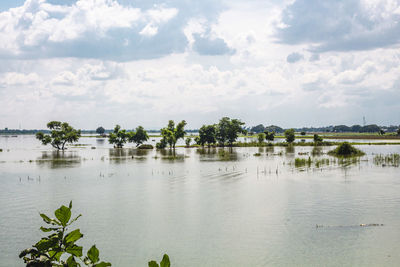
[1,136,400,266]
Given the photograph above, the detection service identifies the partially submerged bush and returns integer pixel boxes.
[138,144,154,149]
[328,142,365,157]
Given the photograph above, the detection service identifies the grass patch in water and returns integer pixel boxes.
[373,153,400,167]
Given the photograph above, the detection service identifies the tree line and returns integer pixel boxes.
[35,119,400,150]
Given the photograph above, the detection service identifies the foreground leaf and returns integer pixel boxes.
[66,245,83,257]
[148,261,159,267]
[64,229,83,245]
[54,205,71,226]
[87,245,100,263]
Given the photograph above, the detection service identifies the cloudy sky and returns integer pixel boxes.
[0,0,399,130]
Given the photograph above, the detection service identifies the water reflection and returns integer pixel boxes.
[36,151,81,169]
[196,147,238,161]
[157,149,185,161]
[108,148,150,163]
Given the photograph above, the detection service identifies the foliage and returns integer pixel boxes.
[194,136,201,145]
[264,131,275,142]
[398,127,400,136]
[300,131,306,136]
[185,137,192,147]
[257,133,266,144]
[138,144,154,149]
[264,125,283,133]
[160,120,187,149]
[19,201,111,267]
[128,126,149,147]
[313,134,323,142]
[96,127,105,135]
[36,121,81,150]
[109,125,149,148]
[156,138,167,149]
[250,124,265,133]
[148,254,170,267]
[198,125,217,147]
[284,129,295,143]
[379,129,385,135]
[215,117,245,147]
[108,125,128,148]
[328,142,365,157]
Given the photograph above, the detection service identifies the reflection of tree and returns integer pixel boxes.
[36,151,81,169]
[108,148,150,162]
[265,146,274,154]
[285,145,295,154]
[196,147,238,161]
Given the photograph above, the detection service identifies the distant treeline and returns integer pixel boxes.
[1,124,399,135]
[248,124,399,133]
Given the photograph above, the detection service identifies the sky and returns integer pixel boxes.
[0,0,399,130]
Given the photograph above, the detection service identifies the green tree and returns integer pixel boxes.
[160,120,187,149]
[284,129,295,143]
[313,134,323,142]
[257,133,266,145]
[19,201,111,267]
[128,126,149,147]
[185,137,192,147]
[264,131,275,142]
[198,124,216,147]
[216,117,245,147]
[96,126,105,135]
[108,125,128,148]
[36,121,81,150]
[397,127,400,136]
[300,131,306,136]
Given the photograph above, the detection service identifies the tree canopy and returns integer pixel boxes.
[216,117,245,146]
[96,126,105,135]
[284,129,295,143]
[36,121,81,150]
[160,120,187,149]
[198,124,217,147]
[250,124,265,133]
[109,125,149,148]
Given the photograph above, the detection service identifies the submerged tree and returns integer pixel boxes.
[108,125,129,148]
[284,129,295,143]
[128,126,149,147]
[96,126,105,135]
[257,133,266,145]
[109,125,149,148]
[36,121,81,150]
[216,117,245,147]
[198,124,217,147]
[313,134,323,143]
[264,131,275,142]
[160,120,187,149]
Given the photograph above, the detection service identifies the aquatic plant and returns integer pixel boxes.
[328,142,365,157]
[19,201,111,267]
[373,153,400,167]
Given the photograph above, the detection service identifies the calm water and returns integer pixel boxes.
[1,136,400,266]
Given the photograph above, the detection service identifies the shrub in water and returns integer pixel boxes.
[328,142,365,157]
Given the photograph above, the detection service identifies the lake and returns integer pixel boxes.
[1,135,400,266]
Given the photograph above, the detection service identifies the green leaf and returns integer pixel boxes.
[69,201,73,209]
[160,254,170,267]
[66,245,83,257]
[66,255,80,267]
[34,238,58,252]
[68,214,82,226]
[48,250,63,261]
[148,261,159,267]
[87,245,99,263]
[40,226,59,232]
[54,205,71,226]
[94,262,112,267]
[64,229,83,245]
[40,213,61,225]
